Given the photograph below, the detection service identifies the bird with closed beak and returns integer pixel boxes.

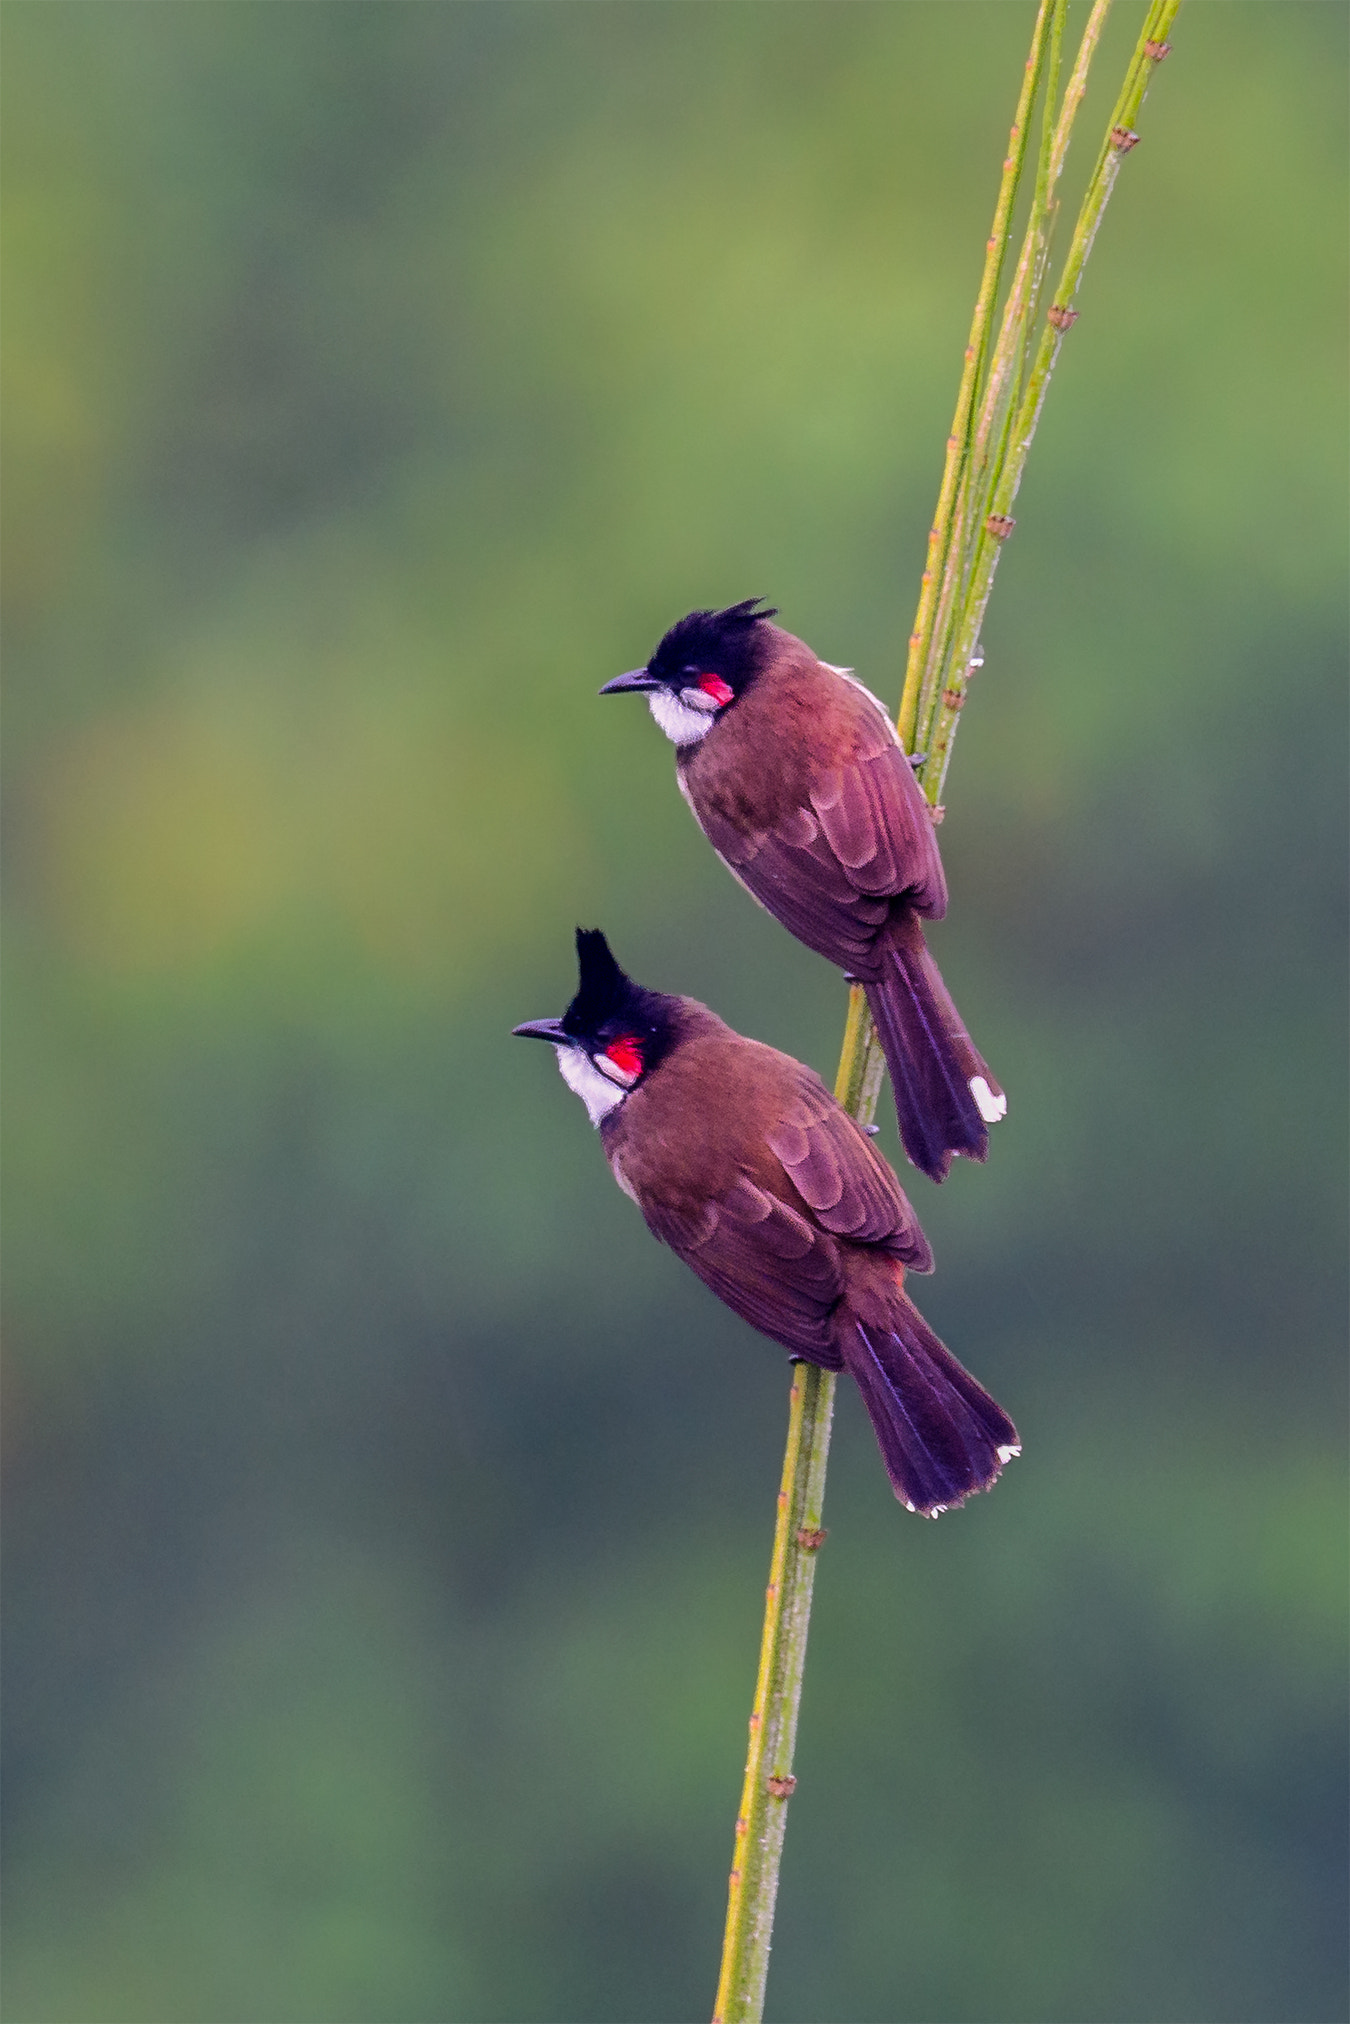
[600,600,1006,1184]
[514,930,1018,1516]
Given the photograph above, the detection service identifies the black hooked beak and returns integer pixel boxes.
[599,668,658,695]
[511,1017,569,1043]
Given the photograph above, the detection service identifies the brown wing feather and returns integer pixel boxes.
[709,816,887,969]
[689,740,947,977]
[626,1040,932,1364]
[812,747,940,902]
[642,1177,845,1365]
[762,1066,932,1269]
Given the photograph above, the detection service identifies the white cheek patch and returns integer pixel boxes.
[595,1053,638,1090]
[648,687,717,747]
[555,1044,627,1126]
[970,1076,1007,1124]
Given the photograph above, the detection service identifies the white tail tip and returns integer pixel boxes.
[996,1443,1021,1465]
[970,1075,1007,1124]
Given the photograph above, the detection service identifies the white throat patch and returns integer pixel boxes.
[555,1044,628,1126]
[648,687,718,747]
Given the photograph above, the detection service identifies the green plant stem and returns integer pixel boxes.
[711,1362,834,2024]
[920,0,1103,800]
[712,990,873,2024]
[900,0,1056,755]
[928,0,1073,741]
[712,10,1181,2019]
[921,0,1182,807]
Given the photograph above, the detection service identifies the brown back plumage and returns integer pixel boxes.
[670,622,1002,1183]
[598,999,1017,1516]
[603,1003,922,1258]
[679,625,900,838]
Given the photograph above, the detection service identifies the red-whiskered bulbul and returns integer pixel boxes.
[600,600,1006,1183]
[513,930,1018,1516]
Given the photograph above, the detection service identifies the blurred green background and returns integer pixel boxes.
[3,5,1346,2021]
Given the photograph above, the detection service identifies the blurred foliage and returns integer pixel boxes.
[2,5,1346,2022]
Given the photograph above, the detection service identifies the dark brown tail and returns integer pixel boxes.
[840,1290,1018,1516]
[863,909,1004,1183]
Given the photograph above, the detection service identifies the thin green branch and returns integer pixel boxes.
[712,1361,835,2024]
[899,0,1056,754]
[921,0,1105,798]
[712,989,871,2024]
[921,0,1182,807]
[1030,0,1067,303]
[713,9,1181,2019]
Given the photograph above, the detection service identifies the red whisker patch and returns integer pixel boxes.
[696,673,734,707]
[604,1037,644,1078]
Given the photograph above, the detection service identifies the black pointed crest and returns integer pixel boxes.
[560,929,683,1067]
[645,598,778,694]
[565,928,632,1035]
